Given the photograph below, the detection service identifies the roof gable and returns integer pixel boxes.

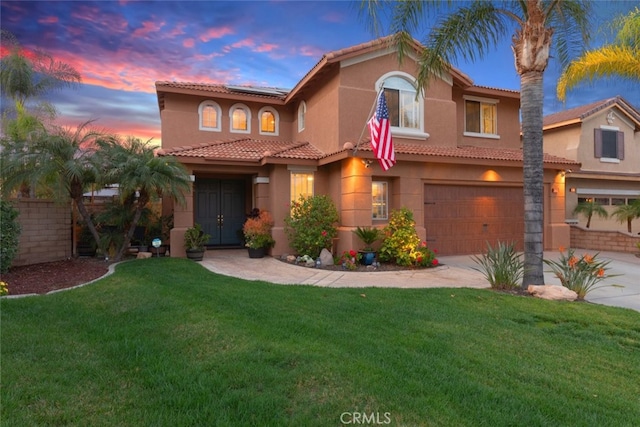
[543,96,640,131]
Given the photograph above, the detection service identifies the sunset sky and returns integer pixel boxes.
[1,0,638,145]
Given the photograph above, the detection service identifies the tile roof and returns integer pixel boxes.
[155,81,288,100]
[355,142,579,166]
[157,138,324,161]
[543,96,640,129]
[159,138,578,166]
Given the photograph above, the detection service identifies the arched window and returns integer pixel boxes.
[259,107,279,135]
[198,101,221,131]
[229,103,251,133]
[297,101,306,132]
[375,72,428,139]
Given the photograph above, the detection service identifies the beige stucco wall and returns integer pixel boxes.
[579,110,639,174]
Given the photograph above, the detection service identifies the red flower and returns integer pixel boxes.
[417,256,423,263]
[321,230,327,236]
[432,259,439,266]
[349,250,357,257]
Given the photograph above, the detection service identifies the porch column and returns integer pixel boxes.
[170,177,195,258]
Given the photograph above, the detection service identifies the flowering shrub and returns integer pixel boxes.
[377,208,437,267]
[243,209,275,249]
[285,195,339,258]
[336,250,362,270]
[411,241,438,267]
[0,281,8,296]
[544,247,620,299]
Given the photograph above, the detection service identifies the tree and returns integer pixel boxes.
[611,200,640,233]
[0,30,81,109]
[361,0,591,286]
[573,200,608,229]
[557,7,640,101]
[96,136,191,262]
[1,30,82,197]
[0,121,106,254]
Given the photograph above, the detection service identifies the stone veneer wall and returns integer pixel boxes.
[11,199,72,267]
[570,225,640,254]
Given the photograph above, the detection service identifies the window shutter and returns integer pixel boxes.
[617,131,624,160]
[594,128,602,158]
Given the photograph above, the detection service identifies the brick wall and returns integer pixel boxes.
[11,199,72,267]
[570,225,640,253]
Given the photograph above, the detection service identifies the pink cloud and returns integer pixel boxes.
[183,38,195,48]
[132,20,165,38]
[254,42,278,53]
[38,16,59,25]
[199,26,234,42]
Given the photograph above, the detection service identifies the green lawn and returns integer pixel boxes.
[2,258,639,426]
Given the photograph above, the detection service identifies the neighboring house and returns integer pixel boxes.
[543,96,640,232]
[156,35,576,258]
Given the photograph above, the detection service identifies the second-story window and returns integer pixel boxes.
[259,107,279,135]
[595,127,624,161]
[383,76,419,130]
[298,101,306,132]
[375,72,428,139]
[464,96,498,137]
[230,103,251,133]
[199,101,221,132]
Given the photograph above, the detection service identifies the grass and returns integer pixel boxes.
[2,258,639,426]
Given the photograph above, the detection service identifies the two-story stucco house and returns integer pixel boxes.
[542,96,640,231]
[156,35,576,258]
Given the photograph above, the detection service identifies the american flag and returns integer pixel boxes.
[368,91,395,171]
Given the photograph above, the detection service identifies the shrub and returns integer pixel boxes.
[285,195,339,258]
[543,248,621,299]
[0,200,21,273]
[336,249,362,270]
[378,207,434,267]
[243,210,275,249]
[471,241,524,290]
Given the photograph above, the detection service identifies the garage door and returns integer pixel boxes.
[424,184,524,255]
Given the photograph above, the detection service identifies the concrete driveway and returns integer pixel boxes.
[201,249,640,313]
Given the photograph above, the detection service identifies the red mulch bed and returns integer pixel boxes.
[1,258,111,296]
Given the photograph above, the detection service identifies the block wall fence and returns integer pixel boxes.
[570,225,640,254]
[10,199,72,267]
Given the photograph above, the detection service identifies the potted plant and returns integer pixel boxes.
[353,226,381,265]
[184,223,210,261]
[243,209,275,258]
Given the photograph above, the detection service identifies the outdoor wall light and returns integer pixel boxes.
[569,188,576,193]
[189,174,196,182]
[362,159,372,168]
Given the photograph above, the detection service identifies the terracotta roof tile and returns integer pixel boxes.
[543,96,640,128]
[158,138,324,161]
[355,142,579,165]
[155,81,288,100]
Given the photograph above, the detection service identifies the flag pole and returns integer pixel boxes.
[353,87,384,156]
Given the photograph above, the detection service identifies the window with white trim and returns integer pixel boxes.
[376,72,428,139]
[464,96,498,137]
[383,76,419,129]
[259,107,279,135]
[594,127,624,161]
[372,181,388,220]
[198,101,221,131]
[297,101,306,132]
[290,171,314,202]
[229,103,251,133]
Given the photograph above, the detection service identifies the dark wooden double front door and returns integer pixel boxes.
[195,179,246,247]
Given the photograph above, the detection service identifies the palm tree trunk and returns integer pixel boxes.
[521,71,545,287]
[73,196,104,256]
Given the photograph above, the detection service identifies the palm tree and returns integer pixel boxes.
[573,200,608,228]
[557,7,639,101]
[362,0,592,286]
[0,30,81,109]
[611,200,640,233]
[0,120,106,253]
[96,136,191,262]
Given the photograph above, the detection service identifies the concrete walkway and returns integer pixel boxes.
[200,249,640,313]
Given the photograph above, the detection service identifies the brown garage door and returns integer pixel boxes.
[424,184,524,255]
